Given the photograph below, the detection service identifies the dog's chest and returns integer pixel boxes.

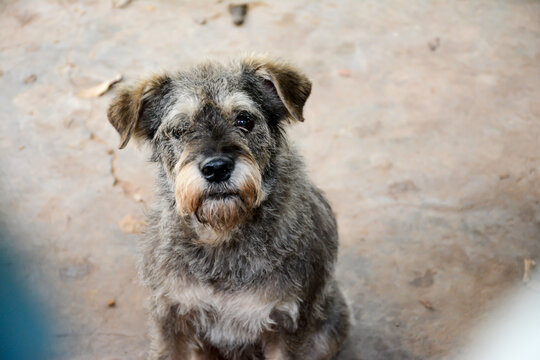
[168,281,297,346]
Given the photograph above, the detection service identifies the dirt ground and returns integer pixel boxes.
[1,0,539,359]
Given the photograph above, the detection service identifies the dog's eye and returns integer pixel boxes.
[234,113,254,132]
[171,128,184,139]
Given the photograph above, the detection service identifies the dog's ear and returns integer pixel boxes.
[244,57,312,122]
[107,74,171,149]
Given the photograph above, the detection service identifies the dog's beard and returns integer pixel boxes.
[195,195,246,232]
[175,156,262,232]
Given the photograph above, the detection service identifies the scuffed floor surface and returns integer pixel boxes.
[1,1,539,359]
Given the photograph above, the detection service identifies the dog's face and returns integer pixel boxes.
[107,57,311,232]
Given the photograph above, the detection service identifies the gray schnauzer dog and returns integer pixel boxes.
[107,56,350,360]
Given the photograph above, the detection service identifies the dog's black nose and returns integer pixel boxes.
[200,157,234,183]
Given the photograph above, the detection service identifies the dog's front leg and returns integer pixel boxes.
[264,328,345,360]
[263,332,292,360]
[191,347,222,360]
[147,316,192,360]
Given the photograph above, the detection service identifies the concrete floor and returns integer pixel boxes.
[1,0,539,359]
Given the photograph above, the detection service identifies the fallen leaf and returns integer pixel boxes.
[107,298,116,307]
[229,3,248,26]
[118,214,145,234]
[112,0,132,8]
[419,299,435,311]
[249,1,269,8]
[78,74,122,99]
[24,74,37,84]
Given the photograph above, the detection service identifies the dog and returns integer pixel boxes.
[107,56,350,360]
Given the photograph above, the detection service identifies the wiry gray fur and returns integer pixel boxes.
[107,56,350,360]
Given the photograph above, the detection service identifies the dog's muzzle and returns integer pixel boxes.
[175,154,262,231]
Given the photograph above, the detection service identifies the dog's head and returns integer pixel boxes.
[107,57,311,232]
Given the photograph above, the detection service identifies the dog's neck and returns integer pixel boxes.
[190,216,233,246]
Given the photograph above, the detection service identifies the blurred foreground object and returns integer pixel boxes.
[459,269,540,360]
[0,233,50,360]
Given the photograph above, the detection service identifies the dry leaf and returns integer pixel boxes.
[112,0,132,8]
[118,214,145,234]
[249,1,269,8]
[419,299,435,311]
[24,74,37,84]
[78,74,122,99]
[107,298,116,307]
